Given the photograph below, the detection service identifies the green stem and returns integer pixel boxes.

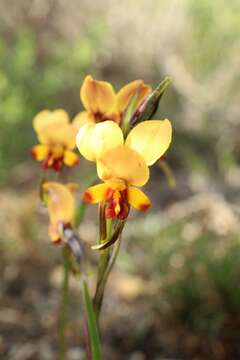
[93,236,122,317]
[59,246,70,360]
[93,217,112,319]
[158,159,176,189]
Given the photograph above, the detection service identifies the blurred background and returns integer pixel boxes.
[0,0,240,359]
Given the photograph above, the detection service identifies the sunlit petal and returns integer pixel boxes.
[76,122,96,161]
[126,119,172,166]
[31,144,49,161]
[43,182,74,225]
[72,111,94,131]
[80,75,116,115]
[92,120,124,158]
[63,150,79,166]
[97,145,149,187]
[33,109,70,133]
[105,179,126,191]
[127,186,151,211]
[83,183,109,204]
[116,80,151,113]
[48,224,60,243]
[38,123,77,149]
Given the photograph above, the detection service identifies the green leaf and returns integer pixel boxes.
[82,280,102,360]
[92,220,125,250]
[75,201,88,227]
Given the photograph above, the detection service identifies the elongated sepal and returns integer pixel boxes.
[130,77,171,127]
[121,87,142,137]
[99,202,107,242]
[91,220,126,250]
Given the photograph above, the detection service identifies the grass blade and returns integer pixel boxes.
[82,280,102,360]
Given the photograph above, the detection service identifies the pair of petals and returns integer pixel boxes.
[32,144,79,167]
[80,75,151,118]
[76,119,172,187]
[83,182,151,212]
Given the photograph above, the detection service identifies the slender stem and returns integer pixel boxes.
[59,246,70,360]
[102,235,122,285]
[93,236,122,316]
[93,215,112,319]
[83,314,92,360]
[158,159,176,189]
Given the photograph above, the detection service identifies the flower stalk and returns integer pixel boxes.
[59,246,71,360]
[93,207,112,319]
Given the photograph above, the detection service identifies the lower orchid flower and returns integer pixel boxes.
[43,182,75,243]
[43,182,82,262]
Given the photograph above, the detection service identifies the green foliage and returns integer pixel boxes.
[131,215,240,338]
[0,24,104,181]
[82,280,102,360]
[186,0,240,78]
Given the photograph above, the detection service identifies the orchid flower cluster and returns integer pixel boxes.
[32,75,172,358]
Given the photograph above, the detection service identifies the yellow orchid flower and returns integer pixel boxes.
[43,182,75,243]
[77,119,172,219]
[74,75,151,161]
[31,109,80,171]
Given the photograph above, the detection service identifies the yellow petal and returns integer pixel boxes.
[91,120,124,159]
[76,120,123,161]
[80,75,116,115]
[63,150,79,166]
[31,144,49,161]
[33,109,70,133]
[127,186,151,211]
[38,123,77,149]
[51,145,64,158]
[97,145,149,187]
[83,183,109,204]
[126,119,172,166]
[76,122,96,161]
[116,80,151,113]
[66,182,79,193]
[48,224,61,243]
[105,179,126,191]
[72,111,94,131]
[43,182,74,225]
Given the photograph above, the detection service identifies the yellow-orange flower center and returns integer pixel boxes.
[104,187,130,219]
[82,180,151,219]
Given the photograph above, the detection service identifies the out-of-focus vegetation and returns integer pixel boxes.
[0,21,104,179]
[0,0,240,359]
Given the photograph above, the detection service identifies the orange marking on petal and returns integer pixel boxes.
[31,144,49,161]
[83,191,93,203]
[82,183,109,204]
[105,188,114,200]
[139,203,151,211]
[52,238,62,245]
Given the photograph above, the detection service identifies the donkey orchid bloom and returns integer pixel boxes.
[31,109,80,171]
[77,119,172,219]
[43,182,75,243]
[74,75,151,161]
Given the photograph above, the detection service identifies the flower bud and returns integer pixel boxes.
[129,77,171,128]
